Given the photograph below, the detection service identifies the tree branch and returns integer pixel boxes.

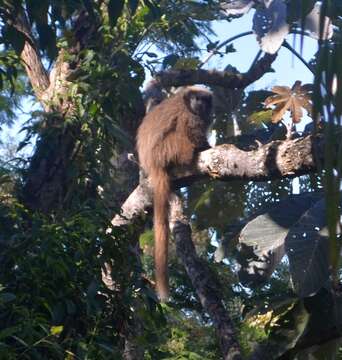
[11,10,50,104]
[155,53,277,89]
[169,195,242,360]
[112,135,322,225]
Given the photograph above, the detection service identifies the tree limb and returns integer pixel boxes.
[112,135,322,225]
[169,195,242,360]
[11,9,50,104]
[155,53,277,89]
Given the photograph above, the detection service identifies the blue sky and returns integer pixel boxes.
[207,12,316,89]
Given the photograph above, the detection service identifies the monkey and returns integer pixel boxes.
[136,86,213,301]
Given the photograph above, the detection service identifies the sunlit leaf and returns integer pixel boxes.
[50,325,63,336]
[257,301,309,359]
[264,81,313,123]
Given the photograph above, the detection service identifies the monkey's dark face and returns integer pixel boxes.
[184,90,212,117]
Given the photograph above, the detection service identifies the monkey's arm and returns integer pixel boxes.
[195,141,211,152]
[156,116,178,143]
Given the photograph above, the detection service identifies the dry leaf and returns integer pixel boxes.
[264,81,313,123]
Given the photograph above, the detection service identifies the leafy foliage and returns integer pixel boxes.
[0,0,341,359]
[0,201,147,359]
[264,81,313,124]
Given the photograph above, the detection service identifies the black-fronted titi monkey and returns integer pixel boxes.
[137,86,213,301]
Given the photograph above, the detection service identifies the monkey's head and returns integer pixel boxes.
[183,87,213,118]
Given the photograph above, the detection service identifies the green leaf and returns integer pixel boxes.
[237,193,322,286]
[36,24,57,60]
[259,301,309,359]
[2,25,26,55]
[0,326,19,340]
[108,0,125,27]
[174,58,200,70]
[248,110,273,125]
[50,325,63,336]
[12,335,29,348]
[225,44,236,54]
[162,54,180,69]
[144,0,161,19]
[139,229,154,248]
[286,198,331,297]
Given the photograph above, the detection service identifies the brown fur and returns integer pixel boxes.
[136,87,213,301]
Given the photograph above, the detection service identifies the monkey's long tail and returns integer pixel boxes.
[150,167,170,302]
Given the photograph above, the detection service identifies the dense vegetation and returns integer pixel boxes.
[0,1,341,359]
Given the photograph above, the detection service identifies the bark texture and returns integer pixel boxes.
[170,196,242,360]
[12,11,50,103]
[155,53,277,89]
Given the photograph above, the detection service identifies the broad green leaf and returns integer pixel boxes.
[237,193,322,286]
[50,325,63,336]
[2,25,26,55]
[248,110,273,125]
[286,199,332,297]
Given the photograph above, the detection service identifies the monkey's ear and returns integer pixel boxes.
[182,89,192,108]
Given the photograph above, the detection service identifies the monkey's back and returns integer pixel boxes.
[136,93,198,174]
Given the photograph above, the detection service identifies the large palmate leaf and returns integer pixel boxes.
[285,199,330,297]
[221,0,333,54]
[253,0,289,54]
[253,1,333,54]
[264,81,313,123]
[236,192,322,286]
